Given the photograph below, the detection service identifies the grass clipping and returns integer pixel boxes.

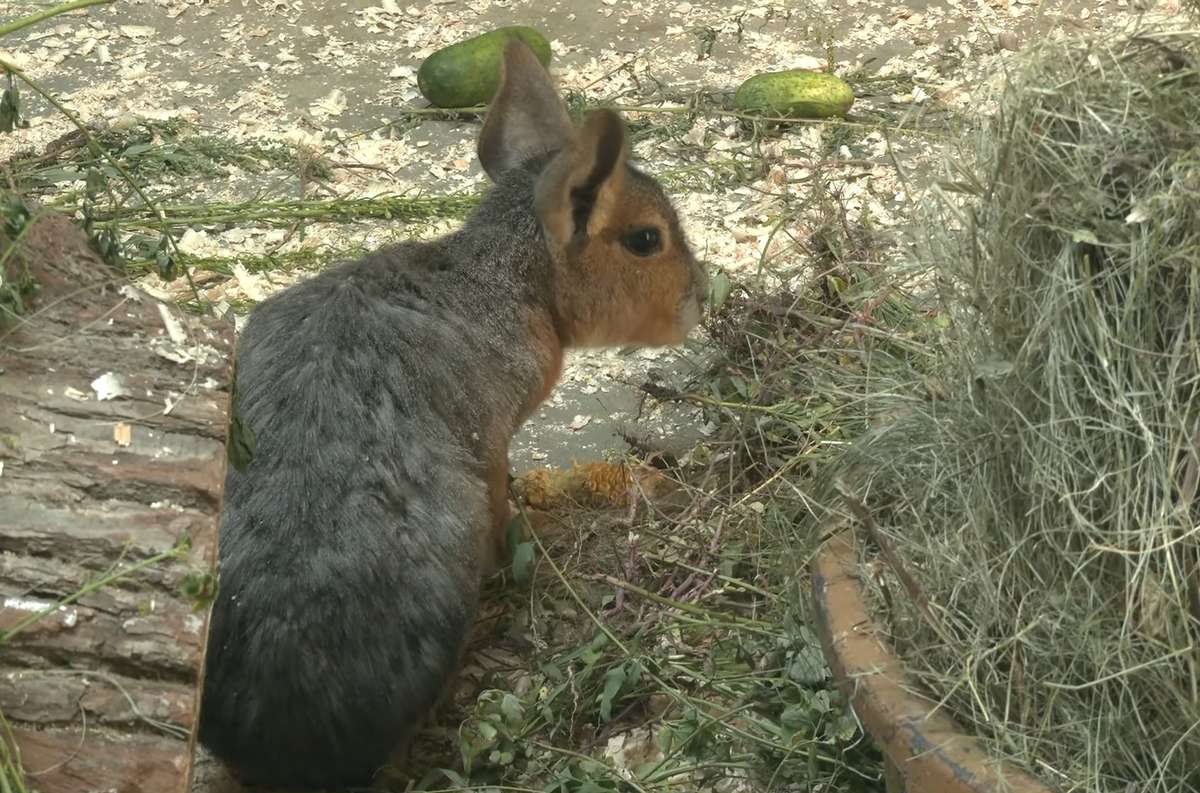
[822,28,1200,792]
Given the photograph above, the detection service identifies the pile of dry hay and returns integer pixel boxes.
[816,25,1200,792]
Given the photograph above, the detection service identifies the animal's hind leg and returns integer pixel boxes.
[484,450,517,576]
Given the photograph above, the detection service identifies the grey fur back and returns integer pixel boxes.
[199,161,557,788]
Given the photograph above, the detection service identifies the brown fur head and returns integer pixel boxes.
[478,39,708,348]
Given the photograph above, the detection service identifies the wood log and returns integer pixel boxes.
[0,209,233,793]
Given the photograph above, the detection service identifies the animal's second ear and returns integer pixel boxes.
[533,109,630,253]
[477,39,575,181]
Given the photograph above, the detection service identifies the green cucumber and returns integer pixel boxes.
[417,26,553,109]
[733,69,855,119]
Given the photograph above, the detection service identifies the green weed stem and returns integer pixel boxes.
[0,0,112,39]
[0,57,202,301]
[0,542,188,644]
[92,194,480,229]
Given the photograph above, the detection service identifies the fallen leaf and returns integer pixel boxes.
[177,228,221,256]
[231,263,267,302]
[91,372,129,401]
[119,25,155,39]
[157,303,188,345]
[311,88,348,118]
[113,422,133,447]
[1125,205,1150,224]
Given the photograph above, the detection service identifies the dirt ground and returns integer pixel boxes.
[5,0,1177,471]
[0,0,1189,790]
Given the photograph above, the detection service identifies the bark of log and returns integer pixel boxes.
[0,210,233,793]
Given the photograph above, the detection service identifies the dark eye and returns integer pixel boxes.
[622,227,663,257]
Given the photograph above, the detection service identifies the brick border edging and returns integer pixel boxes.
[811,527,1055,793]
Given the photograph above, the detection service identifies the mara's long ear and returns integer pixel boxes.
[477,39,575,181]
[533,108,629,255]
